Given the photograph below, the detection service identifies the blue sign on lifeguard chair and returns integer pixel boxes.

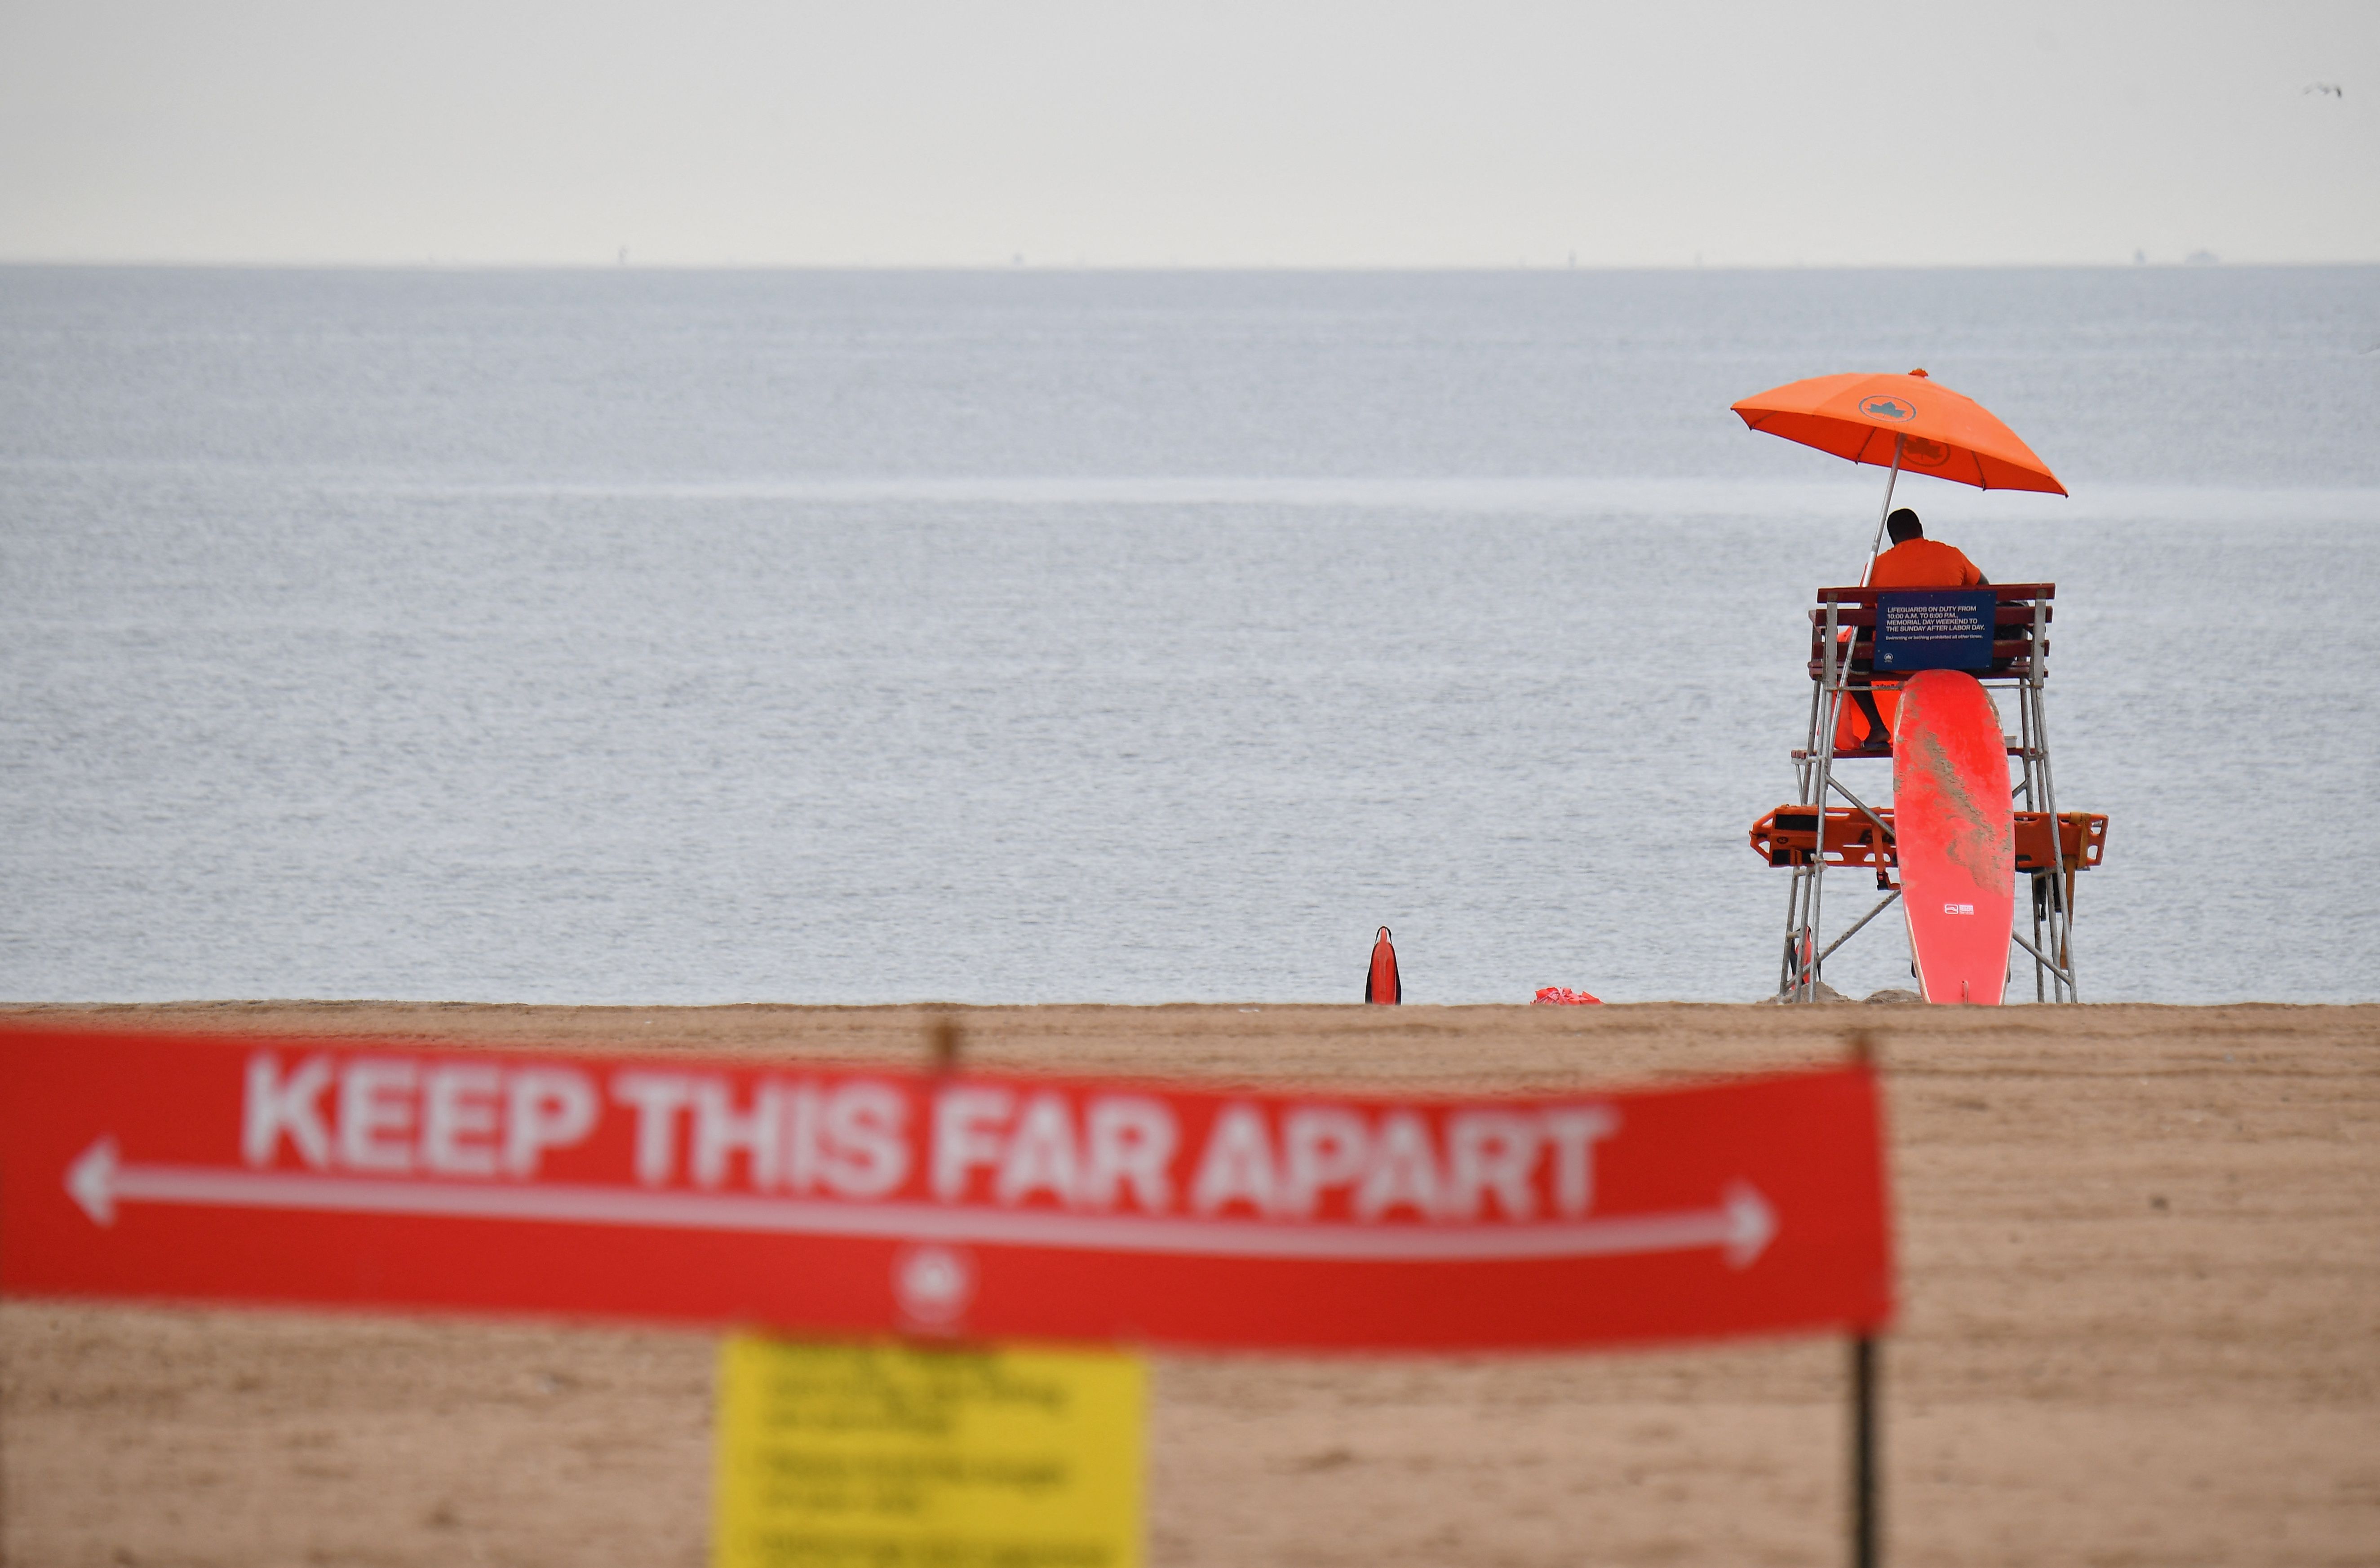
[1873,590,1995,672]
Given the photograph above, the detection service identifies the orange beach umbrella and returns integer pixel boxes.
[1731,368,2065,577]
[1731,369,2066,496]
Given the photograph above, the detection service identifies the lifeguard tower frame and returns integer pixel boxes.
[1748,583,2107,1004]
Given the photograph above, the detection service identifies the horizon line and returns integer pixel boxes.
[5,258,2377,275]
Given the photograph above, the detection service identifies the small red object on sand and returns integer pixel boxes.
[1533,986,1601,1005]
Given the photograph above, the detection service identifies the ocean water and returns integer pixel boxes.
[2,266,2376,1005]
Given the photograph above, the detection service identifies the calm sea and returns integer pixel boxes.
[3,266,2376,1004]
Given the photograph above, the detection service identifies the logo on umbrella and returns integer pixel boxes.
[1902,435,1950,467]
[1859,395,1916,421]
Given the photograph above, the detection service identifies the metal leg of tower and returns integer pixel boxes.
[1798,680,1823,804]
[1777,864,1832,1002]
[1801,599,1848,1002]
[2025,601,2078,1002]
[2060,867,2080,997]
[2017,675,2037,809]
[1779,868,1806,997]
[2025,686,2069,1003]
[2017,678,2047,1001]
[1803,767,1836,999]
[2029,874,2045,1002]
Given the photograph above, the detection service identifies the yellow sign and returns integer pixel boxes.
[711,1335,1146,1568]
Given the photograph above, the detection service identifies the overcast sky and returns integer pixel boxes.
[1,0,2372,267]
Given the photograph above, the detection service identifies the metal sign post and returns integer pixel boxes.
[1852,1330,1879,1568]
[1848,1031,1881,1568]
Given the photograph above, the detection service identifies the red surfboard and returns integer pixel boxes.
[1891,670,2014,1004]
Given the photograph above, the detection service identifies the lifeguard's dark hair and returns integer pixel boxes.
[1885,508,1924,544]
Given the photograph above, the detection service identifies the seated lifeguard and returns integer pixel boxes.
[1849,508,1990,744]
[1870,508,1987,588]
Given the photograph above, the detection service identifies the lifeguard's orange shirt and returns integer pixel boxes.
[1869,538,1984,588]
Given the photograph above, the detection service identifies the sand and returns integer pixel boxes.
[3,1000,2376,1566]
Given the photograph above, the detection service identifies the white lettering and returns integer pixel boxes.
[821,1081,909,1198]
[1354,1110,1443,1220]
[932,1086,1013,1200]
[337,1059,418,1173]
[1541,1106,1620,1217]
[420,1064,501,1176]
[1189,1105,1279,1217]
[691,1078,784,1190]
[1081,1096,1177,1213]
[504,1067,598,1177]
[1280,1107,1369,1218]
[1445,1111,1539,1220]
[242,1053,333,1169]
[783,1081,824,1193]
[612,1072,696,1186]
[994,1092,1081,1207]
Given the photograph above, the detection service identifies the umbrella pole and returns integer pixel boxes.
[1859,434,1906,586]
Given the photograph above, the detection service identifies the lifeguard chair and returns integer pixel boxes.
[1747,582,2107,1004]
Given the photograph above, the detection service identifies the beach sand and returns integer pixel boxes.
[3,1000,2376,1566]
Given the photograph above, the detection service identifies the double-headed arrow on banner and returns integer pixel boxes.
[65,1133,1779,1266]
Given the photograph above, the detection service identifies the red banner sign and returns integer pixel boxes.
[0,1026,1892,1350]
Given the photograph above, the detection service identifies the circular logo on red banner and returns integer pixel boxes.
[895,1244,976,1327]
